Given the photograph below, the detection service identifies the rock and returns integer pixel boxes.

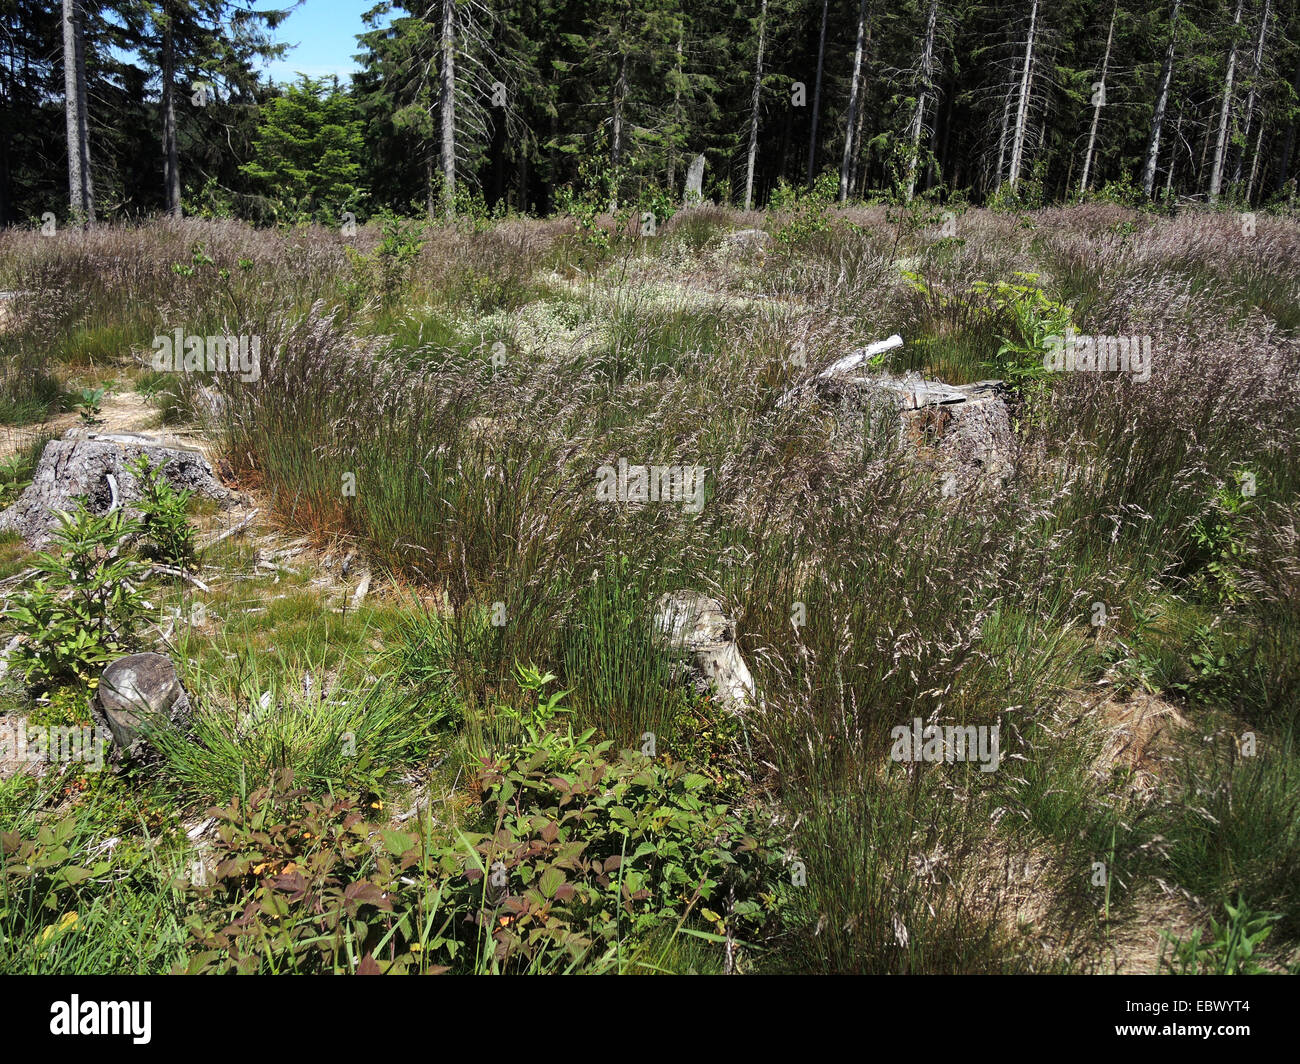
[683,154,707,206]
[92,653,192,758]
[653,590,757,712]
[0,430,232,548]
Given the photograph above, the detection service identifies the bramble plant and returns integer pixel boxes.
[177,750,778,975]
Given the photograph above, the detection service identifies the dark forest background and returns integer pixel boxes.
[7,0,1300,224]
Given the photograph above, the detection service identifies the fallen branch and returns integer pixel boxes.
[147,566,211,593]
[0,567,38,588]
[350,570,372,609]
[200,508,259,550]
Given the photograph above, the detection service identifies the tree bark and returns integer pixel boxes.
[1007,0,1038,188]
[1246,116,1266,201]
[743,0,767,211]
[1143,0,1181,198]
[161,5,181,218]
[807,0,828,186]
[63,0,94,221]
[905,0,939,200]
[839,0,870,202]
[1079,3,1116,195]
[1208,0,1244,203]
[994,77,1012,192]
[439,0,456,218]
[1232,0,1271,190]
[611,44,628,169]
[668,26,683,189]
[1165,107,1183,195]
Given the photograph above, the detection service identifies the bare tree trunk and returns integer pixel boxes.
[161,7,181,218]
[905,0,939,200]
[744,0,767,211]
[62,0,94,221]
[839,0,870,202]
[1079,3,1116,195]
[1278,49,1300,189]
[994,89,1012,192]
[1246,117,1266,201]
[611,46,628,169]
[1007,0,1038,188]
[1232,0,1271,189]
[1209,0,1244,203]
[807,0,828,186]
[74,3,93,221]
[850,90,867,194]
[668,27,683,189]
[1143,0,1181,198]
[439,0,456,218]
[1165,108,1183,195]
[425,148,436,220]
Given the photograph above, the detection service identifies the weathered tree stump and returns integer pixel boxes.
[780,337,1016,492]
[0,431,232,548]
[653,590,757,712]
[92,653,192,760]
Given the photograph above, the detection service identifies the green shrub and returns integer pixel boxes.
[127,454,196,569]
[1158,896,1283,975]
[177,773,448,974]
[769,172,837,248]
[178,722,779,974]
[0,818,112,953]
[1,503,150,688]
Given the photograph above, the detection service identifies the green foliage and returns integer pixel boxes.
[177,774,447,974]
[240,75,368,225]
[1186,475,1254,605]
[971,272,1074,408]
[0,818,112,951]
[450,722,778,972]
[1159,896,1282,975]
[127,454,196,569]
[768,172,837,248]
[555,152,631,263]
[0,434,48,508]
[495,663,573,754]
[178,725,778,975]
[1,503,150,689]
[74,387,104,425]
[342,211,427,308]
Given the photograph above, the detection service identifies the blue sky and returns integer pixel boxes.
[263,0,391,84]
